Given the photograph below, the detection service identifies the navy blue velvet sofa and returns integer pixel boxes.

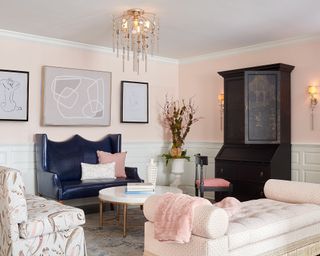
[35,134,142,201]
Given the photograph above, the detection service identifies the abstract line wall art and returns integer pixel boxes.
[0,69,29,121]
[42,66,111,126]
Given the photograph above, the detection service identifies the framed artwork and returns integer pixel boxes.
[42,66,111,126]
[0,69,29,121]
[121,81,149,123]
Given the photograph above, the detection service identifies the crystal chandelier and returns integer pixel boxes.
[113,8,159,74]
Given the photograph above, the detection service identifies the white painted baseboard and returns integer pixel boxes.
[0,142,319,195]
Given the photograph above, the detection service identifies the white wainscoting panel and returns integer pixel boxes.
[0,143,320,196]
[0,144,35,194]
[292,144,320,183]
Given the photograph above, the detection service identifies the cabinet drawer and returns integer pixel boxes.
[215,164,235,179]
[216,163,270,182]
[238,165,270,182]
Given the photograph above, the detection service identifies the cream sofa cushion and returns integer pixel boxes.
[143,195,229,239]
[227,198,320,250]
[264,179,320,204]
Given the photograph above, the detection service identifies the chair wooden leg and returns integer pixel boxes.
[200,188,204,198]
[195,186,199,196]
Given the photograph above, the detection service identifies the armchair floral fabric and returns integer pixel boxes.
[0,166,87,256]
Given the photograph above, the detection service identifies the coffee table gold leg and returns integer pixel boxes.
[117,203,120,223]
[123,204,127,237]
[99,200,103,228]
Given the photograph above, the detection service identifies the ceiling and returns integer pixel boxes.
[0,0,319,59]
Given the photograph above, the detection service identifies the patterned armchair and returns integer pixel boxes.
[0,166,87,256]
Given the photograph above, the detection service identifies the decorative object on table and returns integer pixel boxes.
[161,96,200,186]
[42,66,111,126]
[126,182,155,194]
[147,158,158,187]
[308,85,318,130]
[113,8,159,74]
[0,69,29,121]
[121,81,148,123]
[194,153,232,199]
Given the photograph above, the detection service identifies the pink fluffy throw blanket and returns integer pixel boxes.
[154,193,211,243]
[214,197,242,217]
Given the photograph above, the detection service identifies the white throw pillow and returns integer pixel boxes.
[81,162,116,180]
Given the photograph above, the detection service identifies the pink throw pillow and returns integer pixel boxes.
[97,151,127,178]
[214,197,241,217]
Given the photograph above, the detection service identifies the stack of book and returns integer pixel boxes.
[126,182,155,194]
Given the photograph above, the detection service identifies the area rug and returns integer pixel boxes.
[84,207,145,256]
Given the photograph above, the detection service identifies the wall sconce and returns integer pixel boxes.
[218,92,224,131]
[308,85,318,130]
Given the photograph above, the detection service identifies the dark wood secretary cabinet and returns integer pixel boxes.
[215,63,294,201]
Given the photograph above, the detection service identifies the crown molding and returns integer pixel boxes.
[1,29,319,66]
[0,29,179,64]
[179,34,320,64]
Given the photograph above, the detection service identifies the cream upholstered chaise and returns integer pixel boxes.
[143,179,320,256]
[0,166,87,256]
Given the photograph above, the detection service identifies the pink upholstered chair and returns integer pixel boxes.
[194,154,232,199]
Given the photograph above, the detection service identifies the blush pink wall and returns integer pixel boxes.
[1,34,319,145]
[0,35,179,144]
[179,38,320,144]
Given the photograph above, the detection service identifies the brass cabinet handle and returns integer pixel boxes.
[259,171,264,177]
[220,168,224,174]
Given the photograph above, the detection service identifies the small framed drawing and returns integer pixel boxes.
[42,66,111,126]
[121,81,149,123]
[0,69,29,121]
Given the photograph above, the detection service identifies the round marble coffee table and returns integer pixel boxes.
[99,185,182,237]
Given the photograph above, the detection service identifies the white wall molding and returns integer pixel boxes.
[1,142,319,196]
[179,34,320,64]
[2,29,319,66]
[0,29,179,64]
[0,144,35,194]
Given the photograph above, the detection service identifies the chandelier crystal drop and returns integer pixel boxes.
[113,8,159,74]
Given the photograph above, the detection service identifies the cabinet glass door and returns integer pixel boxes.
[245,71,280,144]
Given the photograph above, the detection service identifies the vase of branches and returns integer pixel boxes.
[161,96,200,186]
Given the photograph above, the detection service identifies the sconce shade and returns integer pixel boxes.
[218,93,224,102]
[308,85,318,130]
[308,85,318,96]
[218,92,224,131]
